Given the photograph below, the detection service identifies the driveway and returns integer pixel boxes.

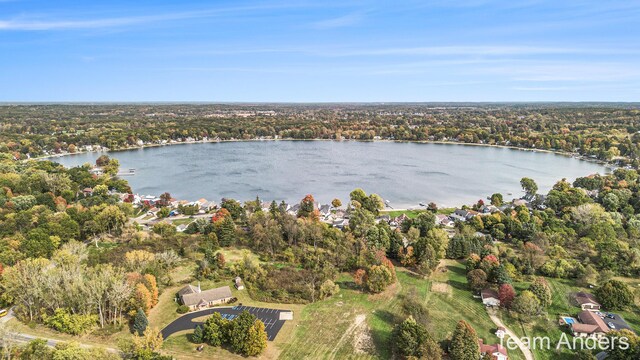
[487,309,535,360]
[161,305,291,341]
[601,313,634,332]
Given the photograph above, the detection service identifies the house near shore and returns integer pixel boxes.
[391,214,410,227]
[319,204,332,217]
[479,204,499,214]
[450,209,469,221]
[451,209,479,222]
[89,167,104,176]
[288,204,301,216]
[333,218,349,229]
[573,292,602,311]
[376,215,391,224]
[481,288,500,307]
[196,198,217,212]
[479,339,508,360]
[572,310,609,338]
[436,214,454,227]
[512,199,528,207]
[178,284,233,311]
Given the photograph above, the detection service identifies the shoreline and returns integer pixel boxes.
[36,137,617,170]
[36,138,614,209]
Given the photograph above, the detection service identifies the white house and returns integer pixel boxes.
[481,288,500,307]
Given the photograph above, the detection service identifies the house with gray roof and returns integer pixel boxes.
[178,284,233,311]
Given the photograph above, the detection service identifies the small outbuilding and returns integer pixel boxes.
[235,276,245,290]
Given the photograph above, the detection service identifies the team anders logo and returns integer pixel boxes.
[500,334,629,352]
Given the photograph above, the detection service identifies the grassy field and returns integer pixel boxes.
[6,256,526,360]
[151,255,305,359]
[277,260,524,360]
[278,270,414,360]
[6,318,128,352]
[170,218,195,226]
[382,207,455,219]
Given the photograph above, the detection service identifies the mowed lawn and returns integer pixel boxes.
[149,258,304,360]
[278,260,524,360]
[382,208,455,219]
[426,260,525,360]
[500,276,640,360]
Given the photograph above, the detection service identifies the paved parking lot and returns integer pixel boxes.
[161,305,291,341]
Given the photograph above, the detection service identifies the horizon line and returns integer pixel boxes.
[1,101,640,105]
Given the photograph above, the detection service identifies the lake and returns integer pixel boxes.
[50,141,609,208]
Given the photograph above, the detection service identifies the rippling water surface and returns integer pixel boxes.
[51,141,609,207]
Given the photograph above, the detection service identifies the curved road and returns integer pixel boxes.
[161,305,288,341]
[487,309,534,360]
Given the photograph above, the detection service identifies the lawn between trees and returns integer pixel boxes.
[497,276,640,360]
[277,260,526,360]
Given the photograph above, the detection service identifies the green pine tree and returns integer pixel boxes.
[191,325,204,344]
[132,308,148,336]
[217,216,236,247]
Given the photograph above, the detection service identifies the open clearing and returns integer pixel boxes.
[431,281,451,295]
[277,260,524,360]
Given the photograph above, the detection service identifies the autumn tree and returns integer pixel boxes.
[244,319,268,356]
[121,327,164,359]
[498,283,516,309]
[528,277,552,309]
[297,194,318,219]
[511,290,541,319]
[466,269,488,292]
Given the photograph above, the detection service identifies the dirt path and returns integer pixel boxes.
[328,314,367,360]
[487,310,534,360]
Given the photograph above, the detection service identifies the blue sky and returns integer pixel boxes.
[1,0,639,102]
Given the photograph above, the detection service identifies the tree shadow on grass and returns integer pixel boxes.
[370,309,401,359]
[445,264,470,292]
[337,280,359,291]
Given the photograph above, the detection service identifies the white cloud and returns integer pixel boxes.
[311,13,363,29]
[0,3,316,31]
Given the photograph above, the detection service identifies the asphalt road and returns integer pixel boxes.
[161,305,291,341]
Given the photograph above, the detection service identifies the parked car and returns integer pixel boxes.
[608,322,616,329]
[606,314,616,319]
[0,309,8,318]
